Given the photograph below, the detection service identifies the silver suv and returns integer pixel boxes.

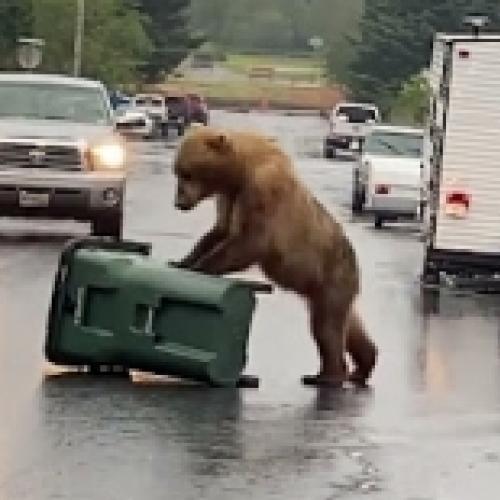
[0,73,126,238]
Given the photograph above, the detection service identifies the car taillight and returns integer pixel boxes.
[445,191,470,218]
[446,191,469,208]
[375,184,390,195]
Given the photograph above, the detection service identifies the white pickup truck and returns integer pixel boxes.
[324,102,380,159]
[352,125,423,228]
[132,93,168,137]
[0,73,127,238]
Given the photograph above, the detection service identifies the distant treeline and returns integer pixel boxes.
[0,0,198,85]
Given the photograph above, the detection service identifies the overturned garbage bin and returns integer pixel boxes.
[45,238,272,387]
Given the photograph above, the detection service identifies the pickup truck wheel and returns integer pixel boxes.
[374,216,383,229]
[352,171,364,214]
[352,191,363,214]
[92,212,123,240]
[161,123,169,138]
[146,124,160,140]
[324,144,336,159]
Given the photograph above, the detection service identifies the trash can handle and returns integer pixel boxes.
[236,280,274,294]
[74,287,86,326]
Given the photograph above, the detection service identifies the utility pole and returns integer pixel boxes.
[73,0,85,76]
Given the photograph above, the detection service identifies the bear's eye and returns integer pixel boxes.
[180,172,193,182]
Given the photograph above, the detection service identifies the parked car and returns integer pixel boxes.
[0,73,127,238]
[186,93,209,125]
[115,106,155,140]
[131,94,168,136]
[324,102,380,159]
[165,94,190,136]
[354,125,423,228]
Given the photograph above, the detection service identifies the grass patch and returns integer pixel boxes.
[158,78,344,109]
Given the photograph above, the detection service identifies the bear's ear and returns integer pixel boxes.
[205,133,231,153]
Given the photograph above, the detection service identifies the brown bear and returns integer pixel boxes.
[172,127,377,387]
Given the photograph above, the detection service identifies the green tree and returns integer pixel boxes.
[135,0,201,82]
[390,74,430,125]
[190,0,363,54]
[32,0,152,85]
[0,0,32,70]
[322,0,364,82]
[347,0,500,110]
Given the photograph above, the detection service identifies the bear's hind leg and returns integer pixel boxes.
[302,300,350,388]
[345,312,378,387]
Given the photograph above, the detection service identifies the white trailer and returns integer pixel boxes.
[422,33,500,287]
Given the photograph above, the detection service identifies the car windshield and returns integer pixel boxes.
[0,83,110,124]
[337,106,376,123]
[364,131,423,157]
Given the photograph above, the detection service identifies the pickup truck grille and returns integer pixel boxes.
[0,142,83,170]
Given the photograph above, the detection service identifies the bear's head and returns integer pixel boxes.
[173,127,237,211]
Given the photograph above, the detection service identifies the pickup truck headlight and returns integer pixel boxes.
[90,143,126,170]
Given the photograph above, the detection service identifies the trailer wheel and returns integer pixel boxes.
[422,265,440,287]
[422,288,440,314]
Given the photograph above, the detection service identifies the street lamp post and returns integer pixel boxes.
[74,0,85,76]
[463,14,490,37]
[308,36,324,85]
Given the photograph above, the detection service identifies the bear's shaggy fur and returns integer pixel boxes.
[173,127,377,386]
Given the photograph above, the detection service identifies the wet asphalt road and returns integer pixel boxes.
[1,110,500,500]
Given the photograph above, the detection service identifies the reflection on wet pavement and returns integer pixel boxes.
[0,110,499,499]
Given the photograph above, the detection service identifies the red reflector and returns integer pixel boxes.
[459,49,470,59]
[375,184,390,195]
[446,191,470,208]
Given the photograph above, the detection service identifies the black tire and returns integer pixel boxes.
[177,123,185,136]
[374,216,383,229]
[146,123,160,140]
[92,212,123,240]
[324,146,334,159]
[161,123,169,138]
[352,191,363,214]
[351,170,364,214]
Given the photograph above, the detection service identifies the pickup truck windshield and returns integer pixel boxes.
[0,83,110,124]
[364,132,423,157]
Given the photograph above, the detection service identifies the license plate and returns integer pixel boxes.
[19,191,50,208]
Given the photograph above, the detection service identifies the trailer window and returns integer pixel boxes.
[364,132,423,157]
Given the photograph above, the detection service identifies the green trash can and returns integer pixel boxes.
[45,238,272,387]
